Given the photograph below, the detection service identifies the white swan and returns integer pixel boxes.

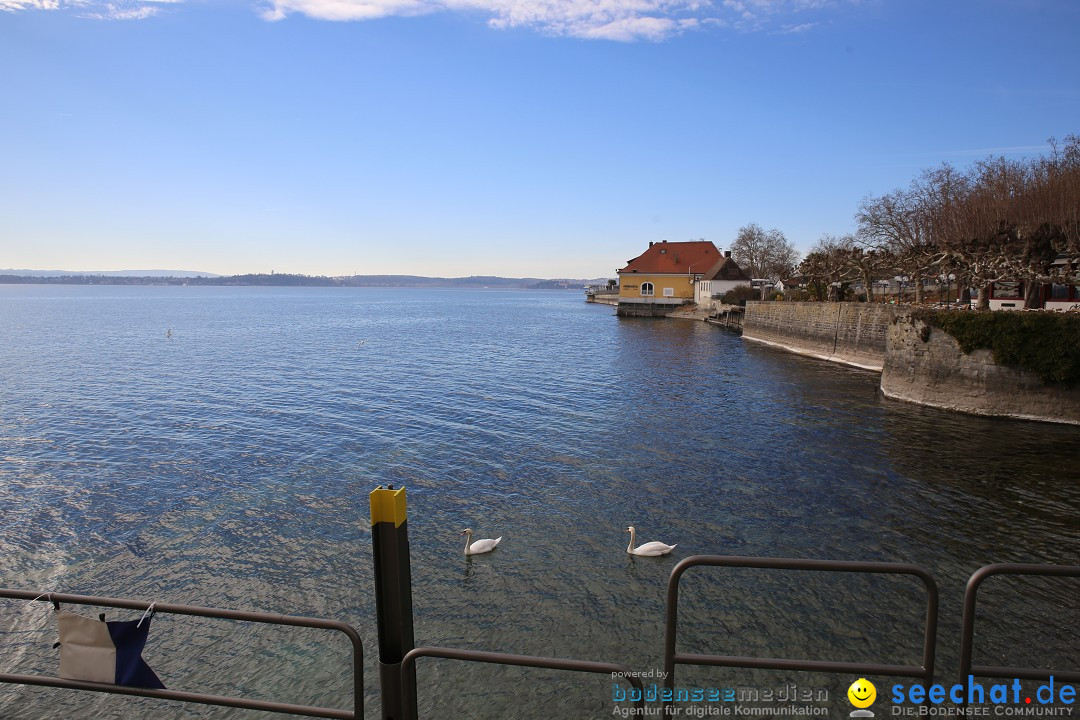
[626,526,676,556]
[461,528,502,556]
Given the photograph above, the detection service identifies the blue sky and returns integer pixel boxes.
[1,0,1077,278]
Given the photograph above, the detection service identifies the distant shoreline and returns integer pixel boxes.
[0,273,597,290]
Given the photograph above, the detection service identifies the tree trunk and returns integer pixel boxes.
[975,284,991,310]
[862,272,873,302]
[1024,281,1041,309]
[914,280,924,305]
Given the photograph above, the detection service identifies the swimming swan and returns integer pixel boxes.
[626,526,676,556]
[461,528,502,556]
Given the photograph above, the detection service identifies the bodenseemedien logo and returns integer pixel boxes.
[848,678,877,717]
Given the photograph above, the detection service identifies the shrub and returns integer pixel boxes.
[721,285,760,306]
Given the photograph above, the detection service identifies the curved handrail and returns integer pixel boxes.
[400,645,646,718]
[0,588,363,719]
[663,555,939,715]
[959,563,1080,684]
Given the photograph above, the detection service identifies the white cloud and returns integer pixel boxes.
[260,0,429,21]
[720,0,835,31]
[262,0,728,39]
[0,0,167,16]
[1,0,62,11]
[464,0,703,40]
[84,2,161,17]
[576,16,699,42]
[2,0,850,40]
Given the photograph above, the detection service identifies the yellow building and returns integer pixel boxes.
[616,240,732,316]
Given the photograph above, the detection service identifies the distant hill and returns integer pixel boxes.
[339,275,601,289]
[0,269,221,278]
[0,271,609,289]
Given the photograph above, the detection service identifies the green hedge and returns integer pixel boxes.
[912,309,1080,386]
[721,285,760,306]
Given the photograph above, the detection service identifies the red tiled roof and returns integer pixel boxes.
[617,241,724,275]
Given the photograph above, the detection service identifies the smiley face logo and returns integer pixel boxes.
[848,678,876,708]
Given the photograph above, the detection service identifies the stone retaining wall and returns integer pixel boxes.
[881,314,1080,425]
[616,300,686,317]
[741,301,889,371]
[586,295,619,306]
[710,301,1080,423]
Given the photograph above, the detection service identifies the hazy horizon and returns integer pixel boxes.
[0,267,607,280]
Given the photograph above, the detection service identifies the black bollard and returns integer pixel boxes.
[370,485,417,720]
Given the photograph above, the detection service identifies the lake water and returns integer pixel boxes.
[1,285,1077,719]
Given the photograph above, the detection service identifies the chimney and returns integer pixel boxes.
[649,242,654,247]
[725,250,732,258]
[662,240,667,243]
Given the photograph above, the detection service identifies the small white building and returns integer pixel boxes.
[773,278,802,296]
[693,252,752,308]
[985,280,1080,311]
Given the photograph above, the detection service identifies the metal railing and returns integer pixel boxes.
[400,646,647,719]
[959,563,1080,684]
[7,560,1078,718]
[663,555,939,714]
[0,589,364,719]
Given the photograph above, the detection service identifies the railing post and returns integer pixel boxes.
[370,485,417,720]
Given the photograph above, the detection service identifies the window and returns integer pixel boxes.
[663,287,675,297]
[992,282,1022,299]
[641,282,654,296]
[1049,284,1075,300]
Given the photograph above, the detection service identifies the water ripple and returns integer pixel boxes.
[0,286,1077,718]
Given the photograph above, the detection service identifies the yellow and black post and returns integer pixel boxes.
[370,484,417,720]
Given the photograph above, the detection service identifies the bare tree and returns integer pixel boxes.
[730,223,800,281]
[856,185,942,303]
[822,138,1080,309]
[798,234,851,301]
[871,141,1080,309]
[842,243,896,303]
[918,163,1009,310]
[1024,135,1080,294]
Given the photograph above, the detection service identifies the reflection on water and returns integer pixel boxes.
[0,286,1077,718]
